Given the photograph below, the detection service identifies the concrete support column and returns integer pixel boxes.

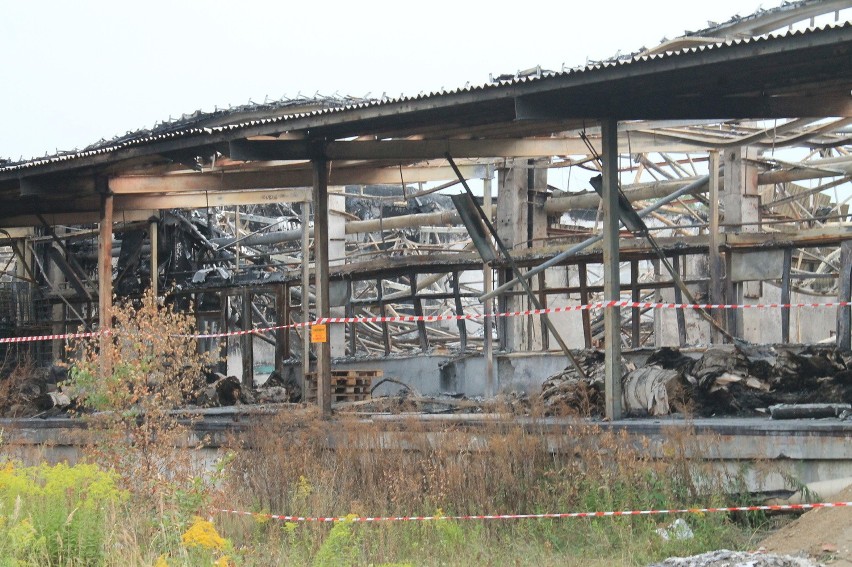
[328,191,346,358]
[495,159,545,351]
[723,147,761,338]
[601,119,622,421]
[312,159,332,417]
[496,159,527,250]
[722,147,760,232]
[496,161,525,353]
[527,158,549,246]
[482,176,495,396]
[708,151,723,343]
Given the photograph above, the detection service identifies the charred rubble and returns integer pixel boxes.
[541,345,852,418]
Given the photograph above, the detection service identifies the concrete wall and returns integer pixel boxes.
[276,351,571,397]
[329,351,569,396]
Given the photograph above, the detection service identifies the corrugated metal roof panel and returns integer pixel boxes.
[1,21,849,175]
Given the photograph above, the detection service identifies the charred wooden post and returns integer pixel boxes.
[275,284,288,375]
[496,268,511,349]
[837,240,852,351]
[98,189,113,378]
[346,280,356,356]
[651,259,664,346]
[725,251,738,340]
[218,292,228,374]
[410,271,429,352]
[537,271,549,350]
[451,271,467,352]
[377,278,391,355]
[241,290,254,389]
[578,262,592,349]
[781,248,792,344]
[672,254,687,346]
[631,259,640,348]
[149,216,158,297]
[313,158,332,417]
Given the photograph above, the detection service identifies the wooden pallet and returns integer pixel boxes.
[327,370,382,378]
[305,369,382,402]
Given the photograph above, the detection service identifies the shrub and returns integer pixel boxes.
[64,291,214,503]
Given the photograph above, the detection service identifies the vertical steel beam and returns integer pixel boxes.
[313,159,332,417]
[601,119,622,420]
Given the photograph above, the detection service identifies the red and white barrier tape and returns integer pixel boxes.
[3,300,852,344]
[214,501,852,523]
[0,331,99,344]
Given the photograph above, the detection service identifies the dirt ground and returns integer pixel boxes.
[759,484,852,566]
[650,485,852,567]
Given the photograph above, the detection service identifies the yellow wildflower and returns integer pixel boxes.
[153,555,169,567]
[181,516,227,551]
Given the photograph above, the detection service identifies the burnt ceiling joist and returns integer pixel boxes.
[107,163,491,194]
[228,138,594,161]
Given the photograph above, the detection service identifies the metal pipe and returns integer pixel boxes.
[546,155,852,213]
[546,177,707,213]
[345,210,461,234]
[210,228,308,247]
[482,174,711,301]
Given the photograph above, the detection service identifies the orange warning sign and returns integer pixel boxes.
[310,324,328,343]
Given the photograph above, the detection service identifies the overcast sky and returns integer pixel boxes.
[0,0,834,161]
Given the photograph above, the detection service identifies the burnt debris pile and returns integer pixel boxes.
[541,345,852,418]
